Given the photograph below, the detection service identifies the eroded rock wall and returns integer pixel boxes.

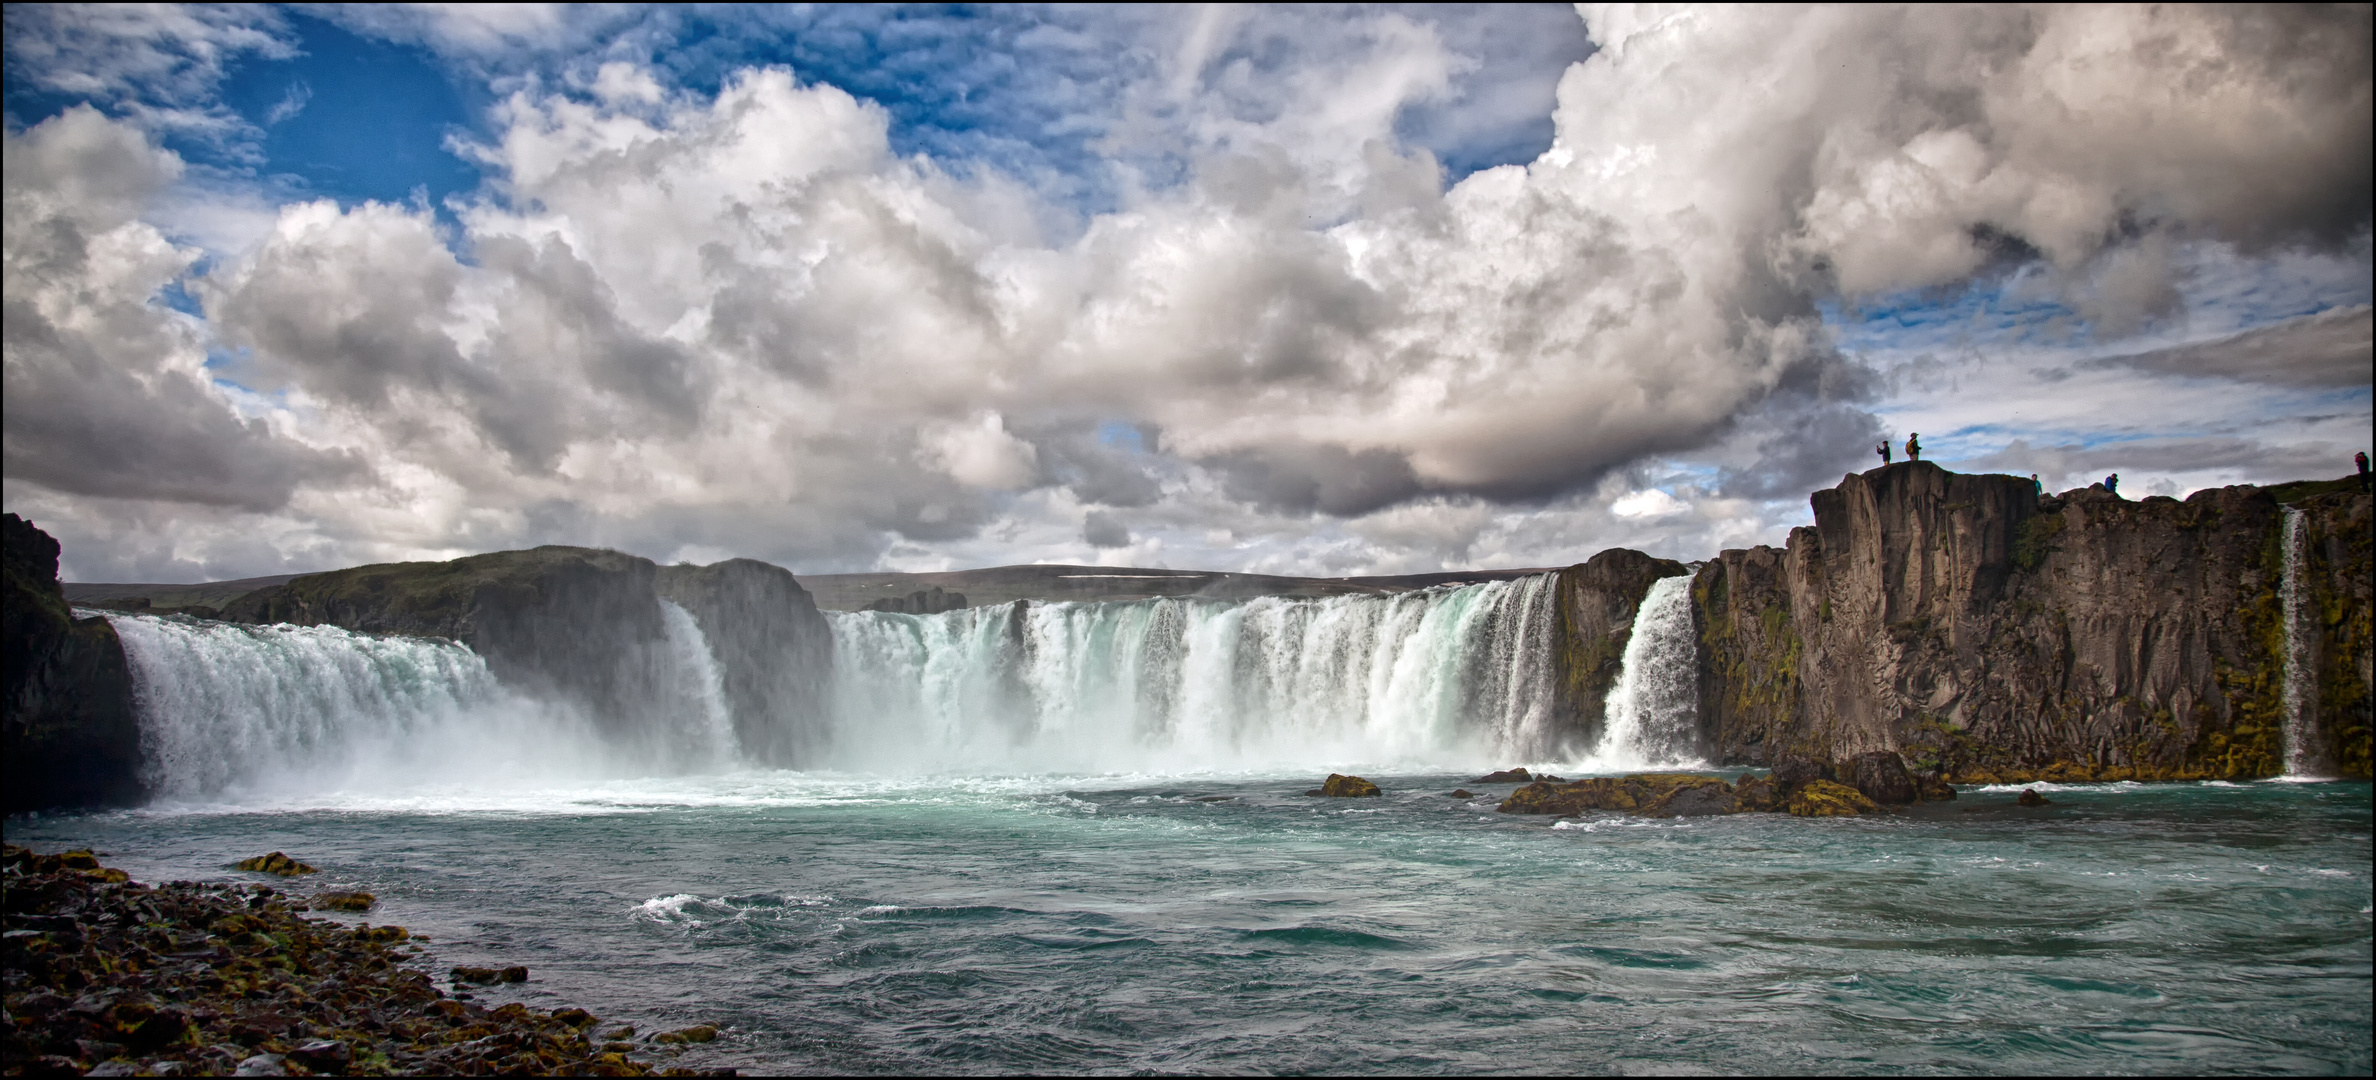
[1694,463,2375,780]
[655,559,835,765]
[1549,548,1689,755]
[3,515,143,811]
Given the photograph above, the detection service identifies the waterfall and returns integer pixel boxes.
[823,574,1562,772]
[1582,575,1705,771]
[106,608,742,799]
[2278,508,2327,779]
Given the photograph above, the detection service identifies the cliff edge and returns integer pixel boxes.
[3,515,143,812]
[1695,463,2372,780]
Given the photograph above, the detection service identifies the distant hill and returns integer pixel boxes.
[63,564,1556,616]
[63,574,308,615]
[772,564,1552,611]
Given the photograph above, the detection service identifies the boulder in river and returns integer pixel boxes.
[1472,768,1532,783]
[1497,773,1727,816]
[1307,773,1382,797]
[1769,756,1836,787]
[310,891,374,911]
[233,853,317,876]
[1733,774,1781,812]
[2017,788,2051,806]
[1786,779,1880,817]
[1847,750,1918,805]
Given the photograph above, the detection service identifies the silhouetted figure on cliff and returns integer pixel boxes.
[2358,450,2369,489]
[1904,433,1920,461]
[1876,442,1891,465]
[2031,473,2042,496]
[2104,473,2118,496]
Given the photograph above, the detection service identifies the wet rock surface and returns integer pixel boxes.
[1307,774,1382,797]
[1786,779,1882,817]
[1471,768,1532,784]
[234,854,318,877]
[3,844,733,1077]
[1496,766,1934,820]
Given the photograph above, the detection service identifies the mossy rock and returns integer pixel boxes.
[313,891,375,912]
[1786,779,1879,817]
[1498,773,1738,816]
[235,852,318,876]
[1309,773,1382,797]
[1732,774,1781,812]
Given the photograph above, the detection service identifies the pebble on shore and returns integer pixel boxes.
[2,844,733,1077]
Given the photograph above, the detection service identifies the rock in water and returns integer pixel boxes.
[1472,768,1532,783]
[1732,774,1782,812]
[1786,779,1880,817]
[1916,771,1958,801]
[1446,789,1476,799]
[311,891,375,911]
[1768,757,1836,787]
[1645,780,1738,817]
[1847,751,1918,805]
[1311,773,1382,797]
[1497,773,1734,816]
[233,853,317,876]
[2017,788,2051,806]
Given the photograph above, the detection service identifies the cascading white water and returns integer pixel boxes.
[657,599,743,770]
[2277,508,2327,779]
[1581,575,1705,771]
[824,575,1562,772]
[106,605,747,800]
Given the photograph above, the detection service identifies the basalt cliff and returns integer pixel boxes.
[1691,463,2371,781]
[3,515,142,812]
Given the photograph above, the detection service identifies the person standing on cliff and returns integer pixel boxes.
[1905,433,1921,461]
[2104,472,2119,496]
[1877,442,1892,465]
[2357,450,2369,489]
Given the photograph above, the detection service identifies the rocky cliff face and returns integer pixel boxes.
[1694,463,2373,780]
[1549,548,1690,755]
[3,515,143,811]
[655,559,835,765]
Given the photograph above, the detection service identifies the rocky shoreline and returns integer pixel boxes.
[2,845,731,1077]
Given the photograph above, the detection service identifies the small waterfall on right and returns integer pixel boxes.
[2278,507,2328,779]
[1583,574,1706,771]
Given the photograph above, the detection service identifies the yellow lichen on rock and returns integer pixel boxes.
[1308,773,1382,797]
[1786,779,1879,817]
[235,852,319,876]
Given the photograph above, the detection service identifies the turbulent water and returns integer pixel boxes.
[25,587,2368,1073]
[12,776,2369,1074]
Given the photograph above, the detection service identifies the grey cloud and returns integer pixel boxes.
[3,109,357,512]
[2089,306,2373,388]
[1210,444,1420,517]
[1082,510,1131,548]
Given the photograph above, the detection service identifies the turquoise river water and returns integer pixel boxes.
[9,773,2370,1074]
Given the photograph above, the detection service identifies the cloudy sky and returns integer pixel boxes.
[4,4,2369,583]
